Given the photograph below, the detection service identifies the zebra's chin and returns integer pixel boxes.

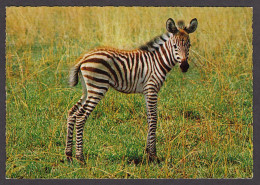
[181,68,189,73]
[180,61,189,73]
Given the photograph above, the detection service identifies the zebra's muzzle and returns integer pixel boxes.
[180,60,189,73]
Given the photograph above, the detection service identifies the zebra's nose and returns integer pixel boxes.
[180,59,189,73]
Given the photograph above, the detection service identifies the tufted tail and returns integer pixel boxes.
[69,62,82,87]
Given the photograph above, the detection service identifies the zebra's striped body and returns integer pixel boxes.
[65,18,198,163]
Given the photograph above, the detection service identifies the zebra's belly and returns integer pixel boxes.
[111,81,144,94]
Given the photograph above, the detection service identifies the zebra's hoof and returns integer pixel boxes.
[76,155,86,165]
[66,156,73,163]
[65,151,73,163]
[148,155,160,164]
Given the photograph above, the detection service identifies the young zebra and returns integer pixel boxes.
[65,18,198,163]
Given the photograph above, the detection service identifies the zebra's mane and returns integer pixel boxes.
[139,20,186,52]
[177,20,185,29]
[138,32,171,52]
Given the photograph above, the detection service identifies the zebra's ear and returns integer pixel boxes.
[185,18,198,34]
[166,18,178,34]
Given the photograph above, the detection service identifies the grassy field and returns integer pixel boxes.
[6,7,253,178]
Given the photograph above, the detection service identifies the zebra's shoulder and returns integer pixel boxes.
[139,32,171,52]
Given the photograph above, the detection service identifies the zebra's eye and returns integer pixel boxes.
[173,44,177,49]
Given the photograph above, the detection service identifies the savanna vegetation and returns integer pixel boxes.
[6,7,253,178]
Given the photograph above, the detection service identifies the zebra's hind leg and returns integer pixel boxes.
[74,88,108,164]
[65,95,87,163]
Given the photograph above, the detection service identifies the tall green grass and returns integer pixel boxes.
[6,7,252,178]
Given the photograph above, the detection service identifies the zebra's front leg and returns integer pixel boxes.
[145,91,159,162]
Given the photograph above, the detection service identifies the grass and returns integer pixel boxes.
[6,7,253,178]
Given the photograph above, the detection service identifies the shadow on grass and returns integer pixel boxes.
[179,109,203,121]
[103,152,162,166]
[126,155,144,165]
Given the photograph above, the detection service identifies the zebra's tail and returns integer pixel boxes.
[69,61,82,87]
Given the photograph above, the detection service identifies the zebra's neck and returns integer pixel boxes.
[139,32,175,75]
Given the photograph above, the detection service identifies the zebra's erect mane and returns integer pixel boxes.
[177,20,185,29]
[138,32,171,52]
[139,20,187,52]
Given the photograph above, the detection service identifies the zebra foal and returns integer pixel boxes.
[65,18,198,163]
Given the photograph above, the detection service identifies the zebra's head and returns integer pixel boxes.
[166,18,198,72]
